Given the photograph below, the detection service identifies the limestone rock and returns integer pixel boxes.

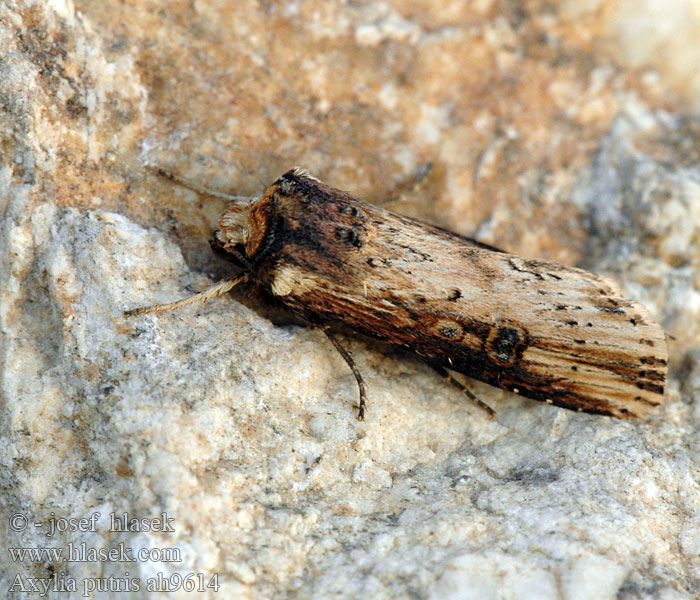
[1,1,698,599]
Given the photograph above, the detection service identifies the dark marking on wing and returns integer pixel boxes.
[396,243,433,262]
[597,305,625,314]
[508,258,545,280]
[338,204,360,217]
[636,380,664,394]
[640,356,667,366]
[485,324,528,366]
[335,227,362,248]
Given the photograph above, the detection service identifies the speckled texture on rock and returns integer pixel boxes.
[1,1,699,599]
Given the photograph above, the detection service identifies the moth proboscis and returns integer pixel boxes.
[126,167,668,421]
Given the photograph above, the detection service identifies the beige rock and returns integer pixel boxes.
[1,1,698,599]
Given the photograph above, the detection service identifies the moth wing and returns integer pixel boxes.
[260,174,667,417]
[398,248,668,417]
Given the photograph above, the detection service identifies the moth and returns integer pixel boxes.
[126,167,668,420]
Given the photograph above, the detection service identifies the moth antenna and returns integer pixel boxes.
[148,166,257,206]
[124,275,247,317]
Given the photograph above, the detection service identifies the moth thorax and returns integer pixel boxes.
[216,206,250,249]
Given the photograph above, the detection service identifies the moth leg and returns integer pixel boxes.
[148,166,256,204]
[209,237,253,271]
[430,365,495,418]
[376,162,433,207]
[323,329,368,421]
[124,275,246,317]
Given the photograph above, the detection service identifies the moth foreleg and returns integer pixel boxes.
[430,364,495,418]
[323,329,368,421]
[124,275,246,317]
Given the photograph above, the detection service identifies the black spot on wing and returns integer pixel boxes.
[338,204,360,217]
[335,227,362,248]
[484,324,528,366]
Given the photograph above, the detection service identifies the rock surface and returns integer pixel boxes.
[1,1,699,599]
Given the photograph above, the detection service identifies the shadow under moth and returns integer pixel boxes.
[126,167,668,420]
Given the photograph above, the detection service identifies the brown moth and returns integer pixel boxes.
[127,167,668,420]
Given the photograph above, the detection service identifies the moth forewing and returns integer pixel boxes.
[230,169,667,419]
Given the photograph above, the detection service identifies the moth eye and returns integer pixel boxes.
[335,227,362,248]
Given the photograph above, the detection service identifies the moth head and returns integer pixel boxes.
[214,188,268,265]
[214,167,326,264]
[214,175,282,263]
[216,203,251,249]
